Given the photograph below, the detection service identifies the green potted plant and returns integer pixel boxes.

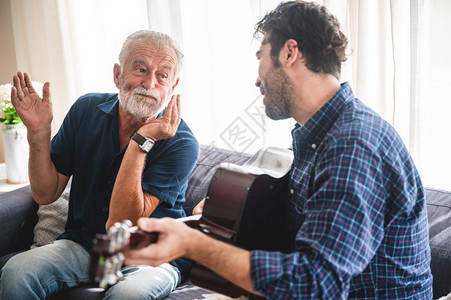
[0,83,21,124]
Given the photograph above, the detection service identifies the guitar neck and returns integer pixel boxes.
[128,227,159,250]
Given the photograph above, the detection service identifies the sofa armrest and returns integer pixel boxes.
[0,186,38,256]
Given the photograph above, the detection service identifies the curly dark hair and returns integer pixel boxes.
[254,1,348,79]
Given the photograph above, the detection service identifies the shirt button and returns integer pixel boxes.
[290,189,294,194]
[102,207,108,212]
[311,144,317,149]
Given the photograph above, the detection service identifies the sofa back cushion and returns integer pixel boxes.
[425,187,451,299]
[31,178,70,248]
[184,145,251,215]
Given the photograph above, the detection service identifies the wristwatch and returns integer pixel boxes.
[130,132,155,153]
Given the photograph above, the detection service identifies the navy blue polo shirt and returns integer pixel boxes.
[51,93,199,277]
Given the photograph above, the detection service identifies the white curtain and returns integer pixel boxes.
[330,0,451,191]
[146,0,451,190]
[9,0,148,133]
[413,1,451,191]
[10,0,75,134]
[147,0,294,155]
[9,0,451,190]
[145,0,416,154]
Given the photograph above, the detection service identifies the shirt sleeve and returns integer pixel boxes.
[141,123,199,210]
[251,139,387,299]
[51,100,85,176]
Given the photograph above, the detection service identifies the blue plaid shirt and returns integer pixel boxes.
[250,83,432,299]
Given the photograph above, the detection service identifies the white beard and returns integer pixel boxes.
[118,86,170,121]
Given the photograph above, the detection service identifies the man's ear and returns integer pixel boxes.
[280,39,301,67]
[171,77,180,93]
[113,63,121,88]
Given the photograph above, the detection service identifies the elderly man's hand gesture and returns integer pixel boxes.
[139,94,182,142]
[11,72,52,134]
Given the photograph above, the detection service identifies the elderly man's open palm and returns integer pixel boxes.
[139,94,182,141]
[11,72,52,133]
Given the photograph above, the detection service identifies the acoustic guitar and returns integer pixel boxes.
[89,147,293,297]
[188,165,290,297]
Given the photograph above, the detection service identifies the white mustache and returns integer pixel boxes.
[133,87,160,101]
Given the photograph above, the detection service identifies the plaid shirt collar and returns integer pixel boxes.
[292,82,354,148]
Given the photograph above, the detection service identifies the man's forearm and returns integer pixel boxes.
[107,142,155,229]
[187,229,260,295]
[27,129,63,204]
[124,218,263,296]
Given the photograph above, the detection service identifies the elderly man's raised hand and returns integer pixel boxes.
[11,72,53,133]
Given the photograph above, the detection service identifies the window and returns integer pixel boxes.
[10,0,451,190]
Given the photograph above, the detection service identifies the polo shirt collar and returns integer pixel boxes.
[98,94,119,117]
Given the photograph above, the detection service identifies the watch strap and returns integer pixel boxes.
[130,132,155,153]
[130,131,147,145]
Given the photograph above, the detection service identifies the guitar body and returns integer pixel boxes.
[190,166,289,297]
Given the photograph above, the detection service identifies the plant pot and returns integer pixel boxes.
[2,123,29,184]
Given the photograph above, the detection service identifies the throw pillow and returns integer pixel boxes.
[30,177,71,248]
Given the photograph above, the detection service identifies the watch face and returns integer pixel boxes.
[140,139,154,152]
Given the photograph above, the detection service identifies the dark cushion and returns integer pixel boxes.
[184,144,251,215]
[49,280,223,300]
[0,251,25,271]
[48,284,105,300]
[0,186,38,256]
[425,187,451,299]
[163,280,224,299]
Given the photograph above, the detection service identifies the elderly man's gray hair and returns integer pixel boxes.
[118,30,184,77]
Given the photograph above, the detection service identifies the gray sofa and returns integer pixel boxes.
[0,145,450,299]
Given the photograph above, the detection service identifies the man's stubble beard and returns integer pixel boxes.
[263,66,294,121]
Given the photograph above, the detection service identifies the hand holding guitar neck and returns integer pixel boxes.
[89,147,293,297]
[89,216,201,288]
[89,220,159,288]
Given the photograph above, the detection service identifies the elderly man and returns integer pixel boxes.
[0,30,198,299]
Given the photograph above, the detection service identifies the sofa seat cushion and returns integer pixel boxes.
[425,187,451,299]
[48,280,222,300]
[0,250,26,271]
